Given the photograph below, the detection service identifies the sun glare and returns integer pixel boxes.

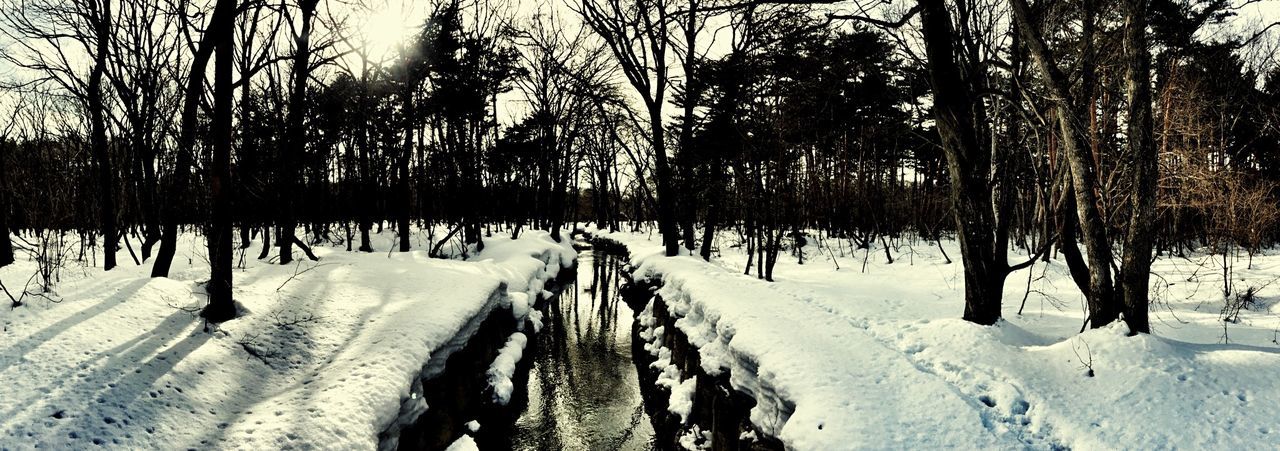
[362,4,415,61]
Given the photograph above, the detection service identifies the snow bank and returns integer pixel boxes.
[444,434,478,451]
[594,229,1280,450]
[469,230,578,331]
[637,300,697,425]
[0,229,576,450]
[486,332,529,405]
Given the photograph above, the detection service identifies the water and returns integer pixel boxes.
[481,249,656,450]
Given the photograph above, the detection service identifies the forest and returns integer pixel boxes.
[2,0,1280,449]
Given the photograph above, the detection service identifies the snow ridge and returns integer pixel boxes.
[591,227,1280,450]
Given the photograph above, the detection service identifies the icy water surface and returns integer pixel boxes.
[482,250,655,450]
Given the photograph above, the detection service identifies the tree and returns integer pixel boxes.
[512,9,613,242]
[1118,0,1156,334]
[915,0,1020,324]
[233,0,286,253]
[393,42,421,253]
[1010,0,1122,328]
[152,0,235,277]
[672,0,709,253]
[577,0,682,257]
[331,12,384,253]
[204,0,238,322]
[1009,0,1162,333]
[419,0,521,253]
[278,0,322,265]
[0,100,18,268]
[87,0,117,271]
[0,0,120,271]
[106,0,181,262]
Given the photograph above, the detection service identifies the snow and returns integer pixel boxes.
[666,376,697,425]
[590,225,1280,450]
[677,424,711,450]
[443,433,478,451]
[527,309,544,333]
[638,300,697,425]
[0,229,576,450]
[486,332,529,405]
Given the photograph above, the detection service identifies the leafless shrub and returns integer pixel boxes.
[1072,338,1095,378]
[275,261,340,292]
[1219,279,1275,343]
[13,230,75,295]
[270,310,322,329]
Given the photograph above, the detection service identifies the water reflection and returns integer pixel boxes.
[483,250,656,450]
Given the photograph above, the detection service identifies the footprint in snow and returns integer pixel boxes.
[1011,399,1029,416]
[978,395,996,408]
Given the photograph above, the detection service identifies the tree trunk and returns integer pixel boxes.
[1118,0,1155,334]
[204,0,237,323]
[0,140,11,268]
[279,0,318,265]
[153,0,232,278]
[1057,181,1093,296]
[650,107,680,257]
[139,144,160,260]
[699,195,716,261]
[237,23,260,254]
[398,82,413,252]
[918,0,1008,325]
[89,0,116,271]
[1011,0,1118,327]
[676,0,701,253]
[548,133,572,243]
[358,80,373,253]
[258,226,272,260]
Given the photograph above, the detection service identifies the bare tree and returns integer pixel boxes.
[0,0,120,271]
[513,9,615,242]
[152,0,234,277]
[915,0,1020,324]
[1117,0,1155,334]
[278,0,322,265]
[576,0,682,256]
[204,0,238,322]
[0,98,20,268]
[1009,0,1160,332]
[106,0,181,262]
[1010,0,1119,327]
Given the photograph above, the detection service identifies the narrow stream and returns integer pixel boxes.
[479,249,656,450]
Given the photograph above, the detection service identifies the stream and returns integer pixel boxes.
[478,249,657,450]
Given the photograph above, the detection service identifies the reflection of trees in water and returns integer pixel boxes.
[514,251,654,450]
[530,275,570,449]
[605,402,649,450]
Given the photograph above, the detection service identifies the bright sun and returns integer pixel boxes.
[361,3,416,61]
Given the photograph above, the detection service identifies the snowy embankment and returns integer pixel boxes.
[485,333,528,406]
[470,231,576,408]
[0,229,574,450]
[588,226,1280,450]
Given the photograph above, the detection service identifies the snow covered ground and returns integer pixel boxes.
[0,229,575,450]
[588,225,1280,450]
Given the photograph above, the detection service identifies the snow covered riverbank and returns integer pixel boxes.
[589,226,1280,450]
[0,230,575,450]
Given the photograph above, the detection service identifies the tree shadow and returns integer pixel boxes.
[182,265,394,449]
[0,308,208,447]
[1169,338,1280,355]
[0,278,152,374]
